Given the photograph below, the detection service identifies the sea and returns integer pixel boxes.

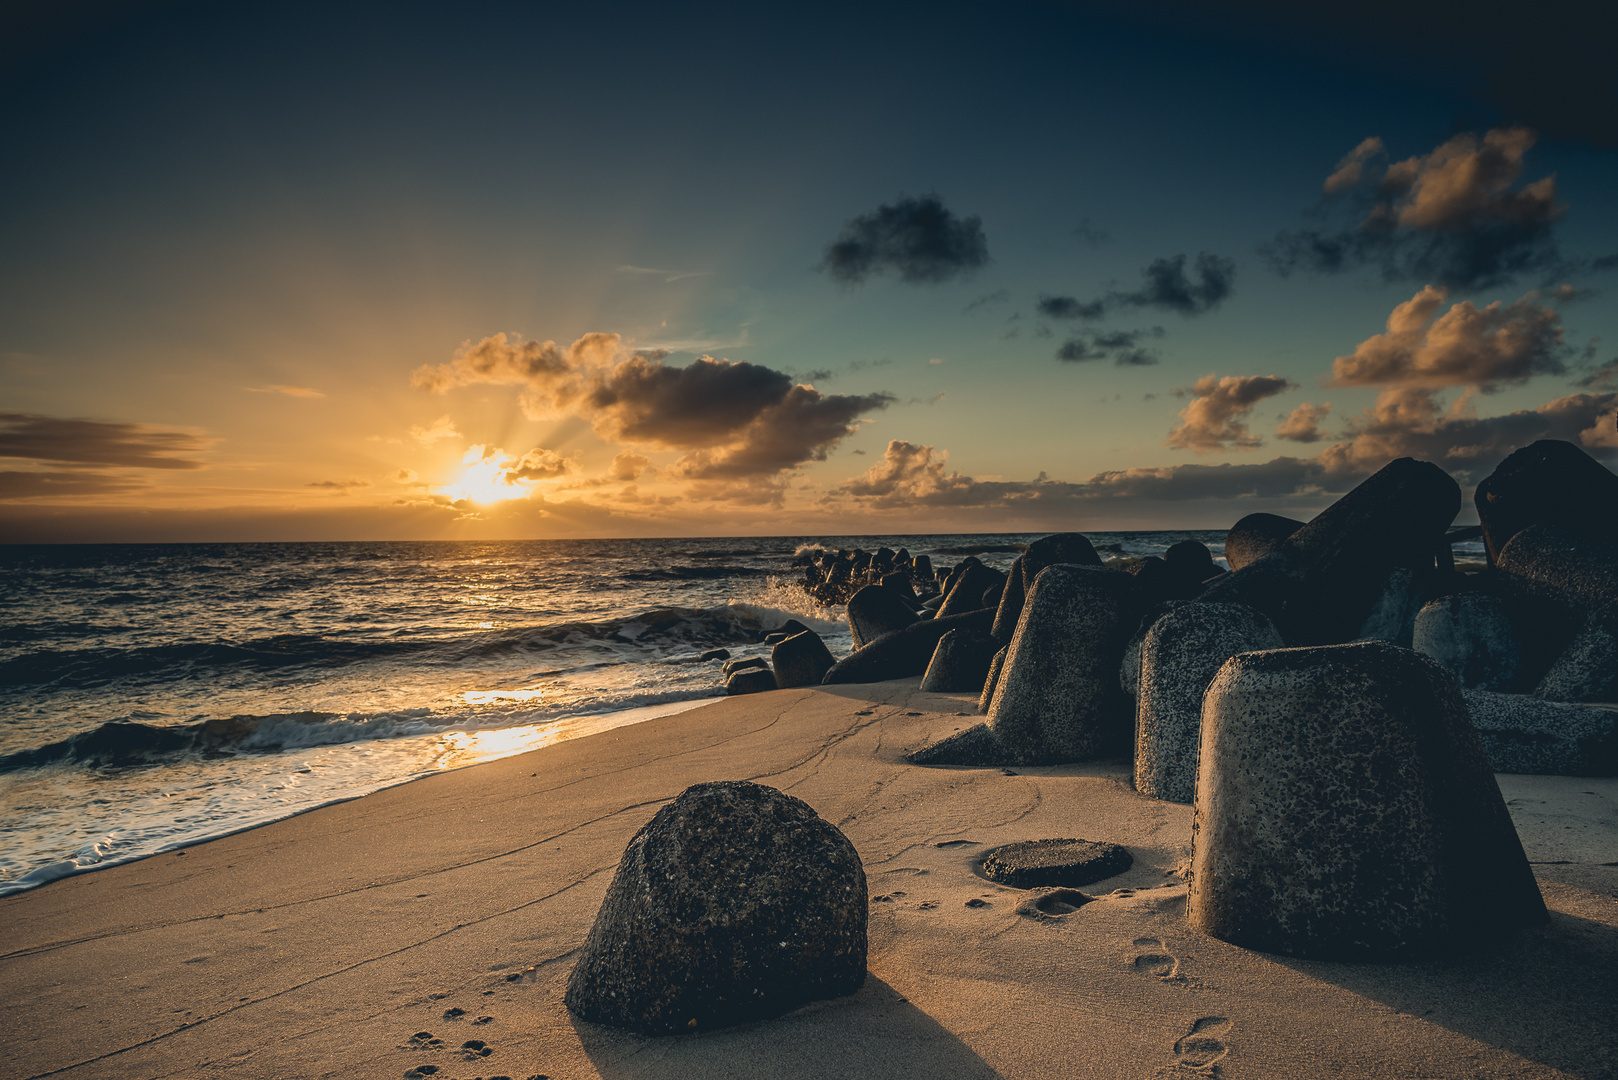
[0,532,1229,896]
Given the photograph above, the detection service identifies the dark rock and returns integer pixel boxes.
[764,632,788,646]
[1223,513,1303,572]
[772,630,837,689]
[564,781,867,1034]
[920,595,945,612]
[776,619,813,638]
[1125,556,1206,605]
[1119,602,1180,698]
[1412,594,1525,691]
[1352,566,1424,647]
[722,656,768,677]
[979,839,1133,889]
[1497,524,1618,623]
[1475,439,1618,565]
[1135,603,1282,804]
[1164,540,1217,581]
[906,722,1004,766]
[919,628,999,693]
[978,646,1009,713]
[1190,641,1546,959]
[911,555,933,581]
[1022,533,1102,585]
[981,581,1004,611]
[936,562,1004,620]
[846,584,920,650]
[985,564,1139,763]
[1535,601,1618,703]
[822,609,996,685]
[1461,690,1618,775]
[726,668,778,695]
[880,571,918,604]
[990,556,1027,644]
[699,649,730,663]
[1201,458,1460,645]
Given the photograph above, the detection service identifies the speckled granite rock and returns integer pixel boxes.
[936,562,1004,620]
[771,629,836,689]
[979,838,1133,889]
[565,781,867,1034]
[905,721,1006,765]
[1535,600,1618,703]
[1412,594,1525,691]
[1119,602,1180,698]
[1462,690,1618,775]
[845,584,919,650]
[986,564,1139,763]
[1497,524,1618,622]
[990,555,1027,644]
[919,627,998,693]
[1223,512,1303,572]
[1135,602,1282,805]
[1021,532,1102,582]
[821,608,995,685]
[1190,641,1545,959]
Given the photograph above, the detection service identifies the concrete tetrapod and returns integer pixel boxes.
[1189,641,1545,960]
[1134,602,1282,805]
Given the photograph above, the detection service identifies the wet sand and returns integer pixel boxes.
[3,680,1615,1080]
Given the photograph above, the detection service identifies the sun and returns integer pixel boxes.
[436,445,528,504]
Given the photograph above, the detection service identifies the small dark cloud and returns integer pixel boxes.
[1114,253,1235,314]
[1073,219,1111,246]
[0,413,211,469]
[504,448,575,481]
[1056,328,1164,366]
[818,194,989,285]
[964,289,1011,312]
[1036,295,1106,320]
[801,369,836,383]
[1576,357,1618,391]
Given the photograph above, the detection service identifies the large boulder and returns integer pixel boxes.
[726,668,777,695]
[1460,690,1618,775]
[990,555,1027,644]
[821,608,996,685]
[978,645,1009,713]
[936,562,1005,620]
[772,630,837,689]
[1496,525,1618,623]
[1535,600,1618,703]
[1474,440,1618,565]
[919,627,999,693]
[1201,458,1460,645]
[1223,513,1303,572]
[985,564,1139,763]
[1352,566,1424,647]
[1411,594,1525,691]
[1190,642,1545,959]
[565,781,867,1033]
[1021,533,1102,585]
[1134,603,1283,804]
[846,584,920,650]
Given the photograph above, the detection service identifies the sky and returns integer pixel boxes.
[2,0,1616,541]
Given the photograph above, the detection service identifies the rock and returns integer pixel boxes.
[700,649,730,662]
[772,630,837,689]
[764,632,788,646]
[906,722,1004,766]
[1201,458,1460,645]
[1119,603,1179,698]
[722,656,768,677]
[1134,603,1283,804]
[990,556,1027,644]
[984,564,1139,763]
[776,619,813,638]
[1535,601,1618,703]
[821,609,997,685]
[919,628,999,693]
[936,562,1005,619]
[846,584,920,650]
[979,839,1133,889]
[1411,594,1525,691]
[1497,524,1618,623]
[978,646,1009,713]
[1190,641,1546,959]
[564,781,867,1034]
[1125,556,1206,605]
[981,580,1004,611]
[911,554,933,581]
[1352,566,1424,647]
[1460,690,1618,775]
[1223,513,1303,572]
[1474,439,1618,565]
[1165,539,1217,581]
[726,668,777,695]
[1021,533,1102,584]
[920,594,944,612]
[880,571,918,604]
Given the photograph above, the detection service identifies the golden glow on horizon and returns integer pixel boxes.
[435,444,529,505]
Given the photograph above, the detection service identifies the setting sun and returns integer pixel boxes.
[436,445,528,504]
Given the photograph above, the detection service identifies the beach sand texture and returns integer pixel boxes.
[3,680,1615,1080]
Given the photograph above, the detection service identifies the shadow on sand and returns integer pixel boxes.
[573,973,1003,1080]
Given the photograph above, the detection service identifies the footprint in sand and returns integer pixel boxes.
[935,839,979,849]
[1014,888,1093,919]
[1131,937,1181,979]
[1169,1016,1231,1071]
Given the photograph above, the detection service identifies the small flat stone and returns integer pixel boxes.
[979,838,1132,889]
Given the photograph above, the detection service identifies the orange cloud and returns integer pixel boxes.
[1165,375,1296,453]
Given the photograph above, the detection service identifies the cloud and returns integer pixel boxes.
[306,478,371,491]
[1037,295,1106,320]
[1265,127,1567,289]
[608,451,650,481]
[1329,286,1566,390]
[1575,356,1618,390]
[615,265,708,283]
[504,447,576,481]
[1073,219,1111,246]
[818,194,989,284]
[1055,327,1164,366]
[415,333,893,479]
[247,385,325,398]
[834,440,1034,508]
[1276,402,1333,443]
[1113,253,1236,314]
[394,469,419,484]
[964,289,1011,312]
[1166,375,1297,453]
[0,471,148,500]
[409,415,461,444]
[0,413,210,469]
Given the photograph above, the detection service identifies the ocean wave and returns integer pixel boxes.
[617,565,776,581]
[0,634,437,688]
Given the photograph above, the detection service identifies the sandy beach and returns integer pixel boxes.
[4,679,1615,1080]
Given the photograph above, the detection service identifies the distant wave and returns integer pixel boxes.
[616,565,776,581]
[0,635,438,688]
